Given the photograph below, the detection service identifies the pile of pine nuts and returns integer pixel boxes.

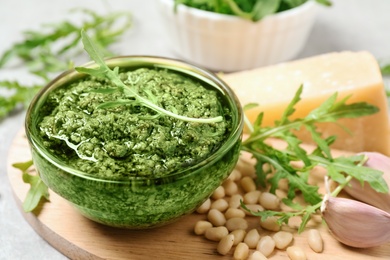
[193,154,324,260]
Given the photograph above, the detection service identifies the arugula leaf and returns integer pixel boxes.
[241,87,385,232]
[12,160,34,172]
[283,0,307,8]
[0,8,132,79]
[241,201,318,233]
[243,103,259,111]
[224,0,281,21]
[12,160,49,212]
[324,156,388,193]
[315,0,332,6]
[0,81,42,121]
[251,0,281,22]
[243,93,378,145]
[277,84,303,126]
[381,63,390,76]
[76,30,223,124]
[0,8,132,121]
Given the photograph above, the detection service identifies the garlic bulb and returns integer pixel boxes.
[321,194,390,248]
[344,152,390,212]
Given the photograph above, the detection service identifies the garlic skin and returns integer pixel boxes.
[344,152,390,212]
[321,195,390,248]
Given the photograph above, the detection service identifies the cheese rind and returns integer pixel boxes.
[221,51,390,155]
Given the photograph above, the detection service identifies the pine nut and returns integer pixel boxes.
[229,194,244,209]
[228,168,242,182]
[225,208,246,219]
[248,251,267,260]
[204,226,229,241]
[196,198,211,214]
[262,163,271,174]
[286,246,307,260]
[194,220,213,235]
[278,178,289,191]
[211,199,229,212]
[208,208,226,226]
[240,176,256,192]
[259,192,280,210]
[212,186,225,200]
[275,189,287,199]
[223,178,239,196]
[273,231,293,249]
[244,190,261,204]
[256,235,275,257]
[307,229,323,253]
[217,234,235,255]
[226,217,248,231]
[244,229,261,249]
[231,229,247,246]
[234,242,249,260]
[236,157,256,178]
[259,216,280,231]
[243,204,264,216]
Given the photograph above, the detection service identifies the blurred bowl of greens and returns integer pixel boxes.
[159,0,328,72]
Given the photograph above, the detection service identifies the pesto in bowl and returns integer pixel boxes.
[25,56,243,228]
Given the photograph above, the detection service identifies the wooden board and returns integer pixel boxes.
[7,129,390,259]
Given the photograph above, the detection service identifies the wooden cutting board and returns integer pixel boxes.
[7,129,390,259]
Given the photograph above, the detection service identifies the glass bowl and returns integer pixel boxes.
[25,56,243,229]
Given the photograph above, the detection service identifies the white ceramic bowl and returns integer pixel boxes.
[158,0,318,72]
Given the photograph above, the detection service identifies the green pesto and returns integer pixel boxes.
[38,68,231,179]
[32,141,240,228]
[29,65,241,228]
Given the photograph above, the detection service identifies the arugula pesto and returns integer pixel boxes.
[23,32,242,228]
[38,68,231,179]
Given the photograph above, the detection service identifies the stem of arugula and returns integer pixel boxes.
[79,30,224,124]
[109,67,224,124]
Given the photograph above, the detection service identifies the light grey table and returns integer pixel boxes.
[1,0,389,259]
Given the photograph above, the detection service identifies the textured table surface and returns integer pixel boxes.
[1,1,390,259]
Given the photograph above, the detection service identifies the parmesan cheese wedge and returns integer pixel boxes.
[221,51,390,155]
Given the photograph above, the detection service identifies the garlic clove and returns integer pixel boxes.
[321,195,390,248]
[344,152,390,212]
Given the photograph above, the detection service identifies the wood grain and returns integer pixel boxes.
[7,129,390,259]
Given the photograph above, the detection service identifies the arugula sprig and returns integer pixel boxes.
[12,160,49,212]
[0,8,132,121]
[241,85,387,232]
[75,30,223,124]
[0,8,132,81]
[242,156,386,234]
[0,81,41,119]
[381,63,390,76]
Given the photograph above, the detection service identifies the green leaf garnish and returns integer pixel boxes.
[241,85,386,232]
[243,103,259,111]
[0,9,132,79]
[12,160,34,172]
[12,160,49,212]
[76,30,223,124]
[0,81,41,121]
[381,63,390,76]
[0,8,132,121]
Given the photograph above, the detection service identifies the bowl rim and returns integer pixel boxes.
[25,55,244,184]
[159,0,317,22]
